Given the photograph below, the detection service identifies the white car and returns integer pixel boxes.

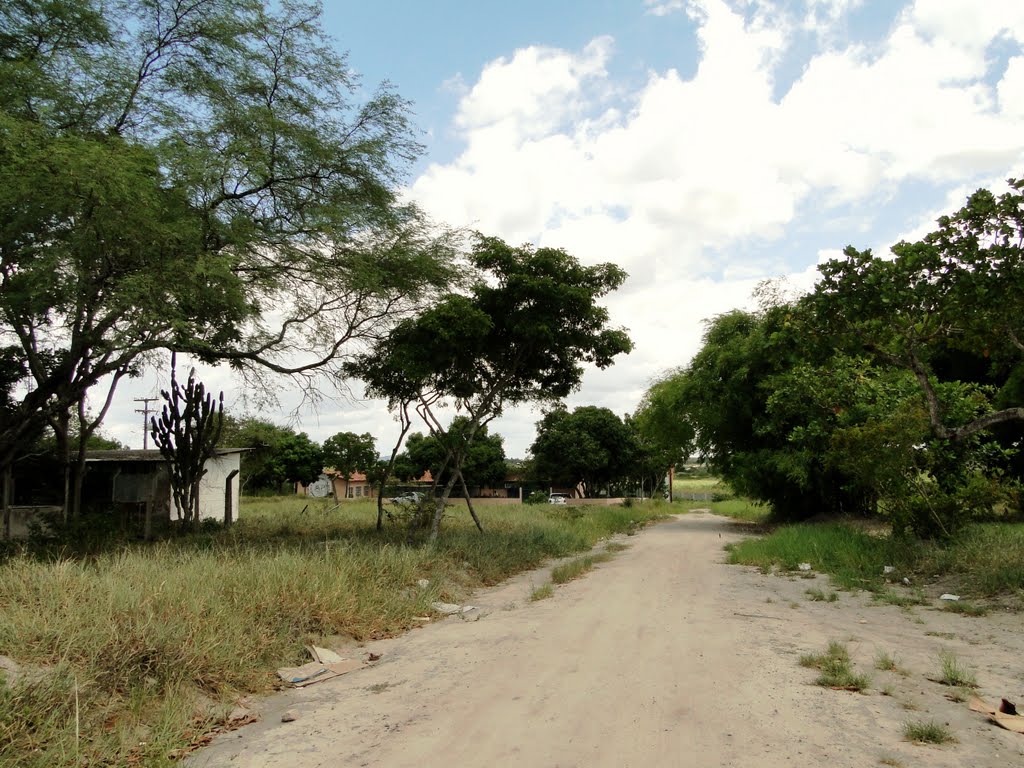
[390,492,425,504]
[548,493,569,505]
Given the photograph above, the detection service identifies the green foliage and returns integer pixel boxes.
[903,720,955,745]
[643,181,1024,532]
[550,553,612,584]
[726,520,1024,603]
[218,416,322,493]
[938,650,977,687]
[0,0,456,487]
[524,490,550,505]
[656,307,874,520]
[633,374,694,474]
[799,641,870,691]
[322,432,378,483]
[529,583,554,601]
[349,235,631,538]
[402,419,507,490]
[531,404,637,497]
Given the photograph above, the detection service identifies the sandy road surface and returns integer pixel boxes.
[190,513,1024,767]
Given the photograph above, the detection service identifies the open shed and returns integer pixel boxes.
[2,449,243,539]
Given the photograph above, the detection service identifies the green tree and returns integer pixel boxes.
[656,306,878,520]
[0,0,456,516]
[322,431,378,499]
[275,431,324,493]
[530,405,637,498]
[350,235,632,539]
[217,416,321,494]
[402,419,507,492]
[813,179,1024,442]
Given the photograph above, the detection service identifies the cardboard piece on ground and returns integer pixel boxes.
[277,658,366,687]
[969,696,1024,734]
[306,645,346,664]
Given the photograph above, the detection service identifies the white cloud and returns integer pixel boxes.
[908,0,1024,51]
[402,0,1024,454]
[999,57,1024,117]
[454,36,613,138]
[644,0,688,17]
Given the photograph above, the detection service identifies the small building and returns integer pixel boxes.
[85,448,243,525]
[297,471,376,501]
[3,449,243,539]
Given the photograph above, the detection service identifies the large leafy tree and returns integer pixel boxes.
[655,306,877,520]
[350,235,632,539]
[643,181,1024,530]
[812,179,1024,442]
[322,431,377,498]
[530,405,637,498]
[0,0,455,515]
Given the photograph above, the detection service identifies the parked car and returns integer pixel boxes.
[389,492,425,504]
[548,493,569,505]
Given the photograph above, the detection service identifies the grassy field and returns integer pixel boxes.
[725,521,1024,604]
[669,478,1023,604]
[0,497,668,768]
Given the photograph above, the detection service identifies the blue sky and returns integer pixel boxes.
[105,0,1024,458]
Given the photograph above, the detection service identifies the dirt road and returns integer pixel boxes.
[190,513,1024,767]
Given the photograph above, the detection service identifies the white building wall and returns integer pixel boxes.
[196,453,241,522]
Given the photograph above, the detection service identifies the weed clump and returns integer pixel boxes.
[937,650,977,688]
[903,719,954,744]
[551,553,612,584]
[799,641,870,691]
[529,584,554,601]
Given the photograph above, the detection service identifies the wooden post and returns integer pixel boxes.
[224,469,240,526]
[2,465,11,540]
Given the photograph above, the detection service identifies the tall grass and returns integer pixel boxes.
[0,497,666,767]
[726,521,1024,600]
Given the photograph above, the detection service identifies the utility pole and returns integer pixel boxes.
[134,397,157,449]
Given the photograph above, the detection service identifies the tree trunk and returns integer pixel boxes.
[458,470,484,533]
[429,466,462,542]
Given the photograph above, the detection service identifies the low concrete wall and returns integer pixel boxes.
[4,505,61,539]
[447,497,522,506]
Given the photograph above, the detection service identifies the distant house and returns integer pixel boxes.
[2,449,243,539]
[298,470,378,500]
[299,469,438,501]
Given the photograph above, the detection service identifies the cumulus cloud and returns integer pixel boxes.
[402,0,1024,454]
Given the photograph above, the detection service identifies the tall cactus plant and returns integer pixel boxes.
[150,353,224,528]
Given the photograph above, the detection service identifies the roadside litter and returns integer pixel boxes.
[276,646,370,688]
[969,696,1024,734]
[431,601,477,615]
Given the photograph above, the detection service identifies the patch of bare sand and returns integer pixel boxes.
[188,512,1024,768]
